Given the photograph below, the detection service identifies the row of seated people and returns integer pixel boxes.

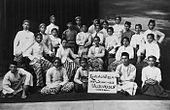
[2,52,170,99]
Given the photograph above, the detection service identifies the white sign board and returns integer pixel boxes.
[88,72,117,93]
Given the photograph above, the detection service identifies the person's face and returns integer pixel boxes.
[9,64,17,73]
[135,25,141,34]
[147,35,154,43]
[62,40,67,47]
[81,60,87,68]
[121,56,129,65]
[123,38,129,47]
[115,18,121,24]
[94,38,100,45]
[22,22,30,30]
[95,26,100,32]
[124,24,130,31]
[148,22,155,30]
[50,17,55,23]
[93,19,98,25]
[76,19,81,25]
[35,35,43,43]
[40,25,46,33]
[51,30,58,37]
[67,23,73,29]
[102,22,108,29]
[53,59,61,68]
[148,57,156,67]
[81,25,87,32]
[107,29,113,36]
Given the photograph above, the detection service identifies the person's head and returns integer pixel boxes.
[61,38,67,48]
[147,33,154,43]
[22,19,30,30]
[35,33,43,43]
[51,28,59,37]
[80,57,88,68]
[9,61,18,74]
[93,19,100,25]
[121,37,130,47]
[93,36,100,45]
[148,19,156,30]
[121,52,129,66]
[81,25,87,32]
[107,27,114,36]
[39,23,46,33]
[53,57,62,68]
[50,15,56,24]
[124,21,131,31]
[95,25,101,33]
[67,22,74,30]
[135,24,142,34]
[102,20,109,29]
[75,16,82,25]
[115,16,122,24]
[147,55,157,67]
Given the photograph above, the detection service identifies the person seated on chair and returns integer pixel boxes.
[88,36,105,71]
[41,57,74,94]
[74,58,89,93]
[2,61,33,99]
[115,52,138,96]
[141,55,170,97]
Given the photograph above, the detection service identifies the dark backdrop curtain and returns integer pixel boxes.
[0,0,99,76]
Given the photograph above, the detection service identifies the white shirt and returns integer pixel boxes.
[130,33,145,48]
[88,25,95,34]
[142,66,161,86]
[92,32,105,45]
[144,29,165,43]
[115,45,134,61]
[137,41,160,61]
[45,23,59,35]
[105,34,119,50]
[100,28,108,38]
[13,30,34,55]
[76,32,91,46]
[49,35,61,47]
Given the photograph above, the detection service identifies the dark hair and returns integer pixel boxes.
[115,16,121,21]
[148,19,155,26]
[147,33,155,39]
[80,57,88,63]
[148,55,157,61]
[135,24,142,29]
[94,36,100,41]
[107,27,114,32]
[67,22,73,25]
[121,37,130,45]
[50,15,55,19]
[121,52,129,58]
[35,33,43,39]
[23,19,30,24]
[52,57,62,66]
[51,28,58,33]
[124,21,131,26]
[9,60,18,66]
[102,20,109,25]
[39,23,46,29]
[61,38,68,43]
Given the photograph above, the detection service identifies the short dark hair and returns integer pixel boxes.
[148,19,155,26]
[148,55,157,61]
[147,33,155,39]
[80,57,88,63]
[135,24,142,29]
[9,60,18,66]
[52,57,62,66]
[94,36,100,41]
[35,33,43,39]
[121,37,130,45]
[124,21,131,26]
[121,52,129,58]
[51,28,58,33]
[23,19,30,24]
[39,23,46,29]
[102,20,109,25]
[107,27,114,32]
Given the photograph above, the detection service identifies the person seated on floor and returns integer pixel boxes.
[115,52,138,96]
[122,21,135,41]
[88,36,105,71]
[1,61,33,99]
[108,37,134,71]
[41,57,74,94]
[23,33,55,89]
[74,58,89,93]
[137,33,160,67]
[56,39,79,81]
[141,55,170,97]
[76,25,92,57]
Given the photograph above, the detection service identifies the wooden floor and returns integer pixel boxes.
[0,100,170,110]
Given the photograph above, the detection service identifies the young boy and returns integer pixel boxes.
[122,21,135,41]
[115,52,138,96]
[74,58,89,92]
[76,25,92,57]
[141,56,170,97]
[45,15,59,35]
[2,61,33,99]
[23,33,54,88]
[88,36,105,71]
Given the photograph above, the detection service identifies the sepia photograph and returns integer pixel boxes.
[0,0,170,110]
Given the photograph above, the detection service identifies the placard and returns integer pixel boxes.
[88,72,117,93]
